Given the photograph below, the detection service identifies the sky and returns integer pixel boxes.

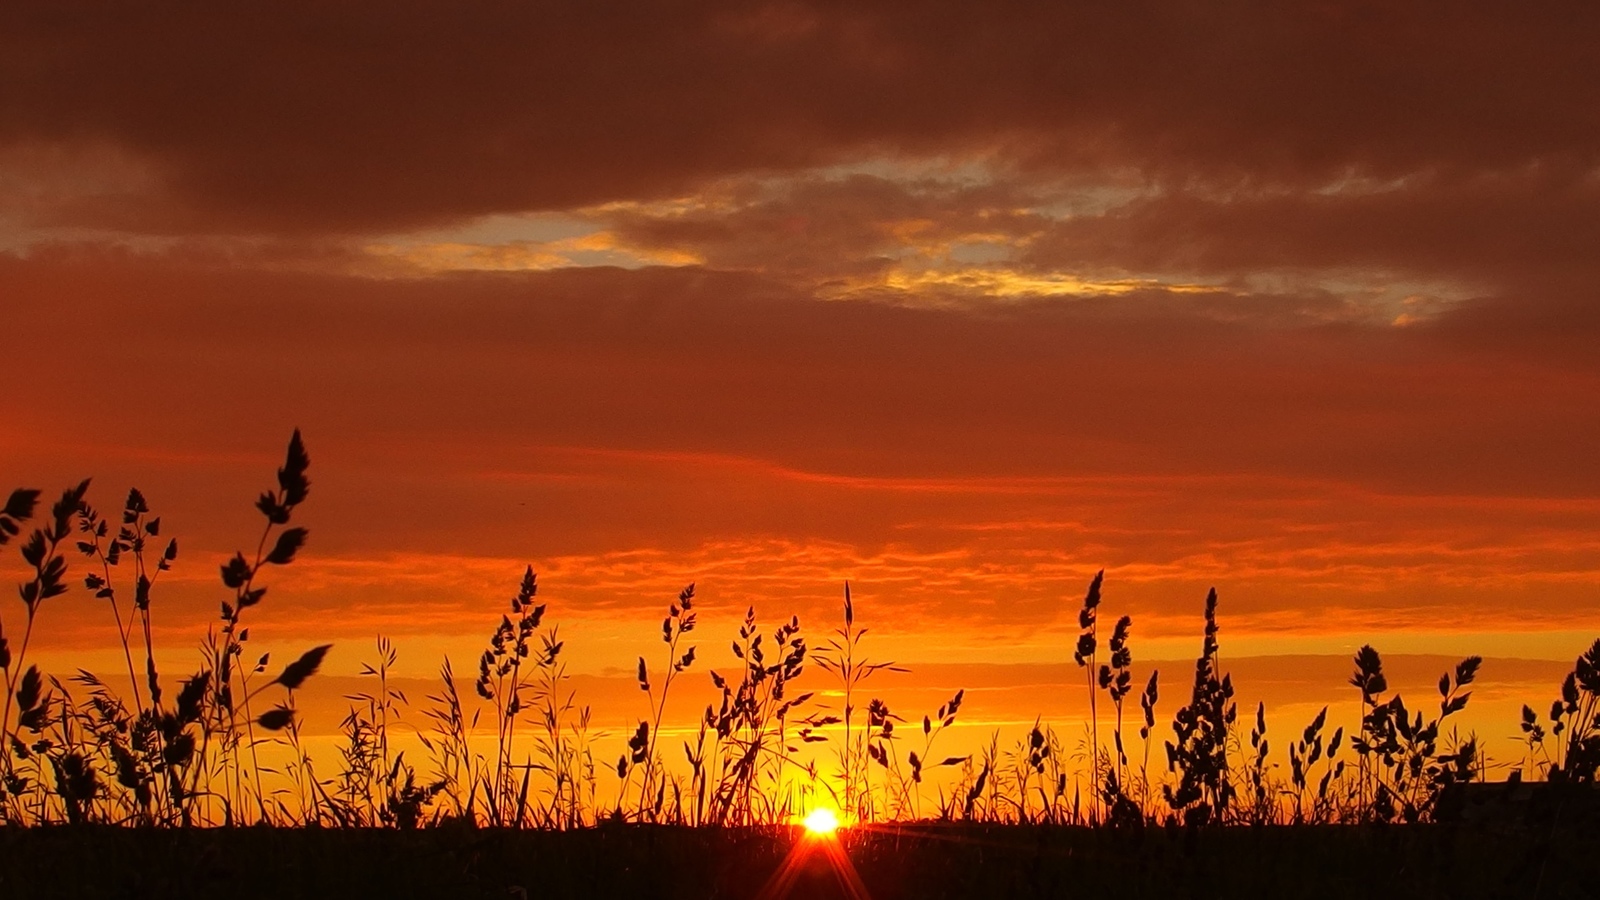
[3,2,1599,763]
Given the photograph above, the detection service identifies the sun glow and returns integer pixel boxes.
[761,806,868,900]
[803,807,840,836]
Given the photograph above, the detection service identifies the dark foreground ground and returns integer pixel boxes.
[3,821,1598,900]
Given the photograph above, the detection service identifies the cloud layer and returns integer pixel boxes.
[6,2,1600,231]
[3,2,1599,678]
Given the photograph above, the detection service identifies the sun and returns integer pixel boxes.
[802,806,840,836]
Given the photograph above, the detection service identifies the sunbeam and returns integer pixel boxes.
[756,820,873,900]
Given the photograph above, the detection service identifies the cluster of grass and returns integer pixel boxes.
[3,432,1599,830]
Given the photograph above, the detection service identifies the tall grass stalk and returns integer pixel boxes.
[633,584,696,821]
[815,583,903,823]
[1071,571,1103,822]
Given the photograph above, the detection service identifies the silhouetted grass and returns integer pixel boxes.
[3,429,1599,841]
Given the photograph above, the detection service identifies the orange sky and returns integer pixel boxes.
[4,2,1600,770]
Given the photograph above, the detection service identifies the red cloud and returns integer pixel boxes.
[4,2,1599,233]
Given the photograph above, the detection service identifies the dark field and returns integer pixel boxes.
[3,822,1598,900]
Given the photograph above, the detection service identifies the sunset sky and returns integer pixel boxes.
[4,3,1599,762]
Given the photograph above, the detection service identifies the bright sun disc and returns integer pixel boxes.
[803,807,840,835]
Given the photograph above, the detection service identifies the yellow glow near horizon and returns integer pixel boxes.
[803,807,841,836]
